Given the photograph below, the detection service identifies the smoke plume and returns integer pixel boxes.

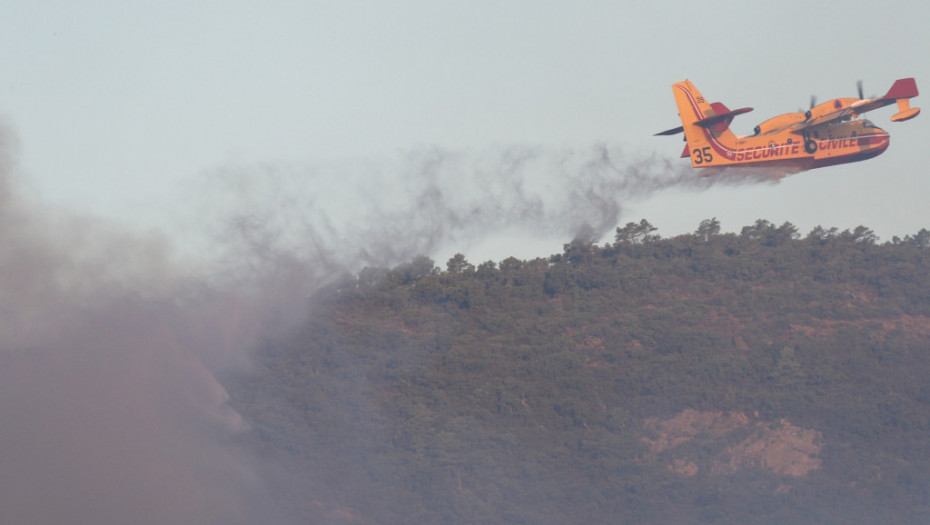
[202,143,785,271]
[0,124,781,525]
[0,122,299,525]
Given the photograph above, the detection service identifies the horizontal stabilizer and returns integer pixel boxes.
[891,107,920,122]
[654,105,754,136]
[694,106,754,128]
[654,125,684,136]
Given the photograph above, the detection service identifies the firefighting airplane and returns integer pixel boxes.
[656,78,920,171]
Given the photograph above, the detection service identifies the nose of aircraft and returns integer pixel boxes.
[875,133,890,154]
[859,133,890,154]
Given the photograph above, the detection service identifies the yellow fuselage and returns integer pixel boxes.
[672,80,891,171]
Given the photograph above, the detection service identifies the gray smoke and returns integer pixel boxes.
[0,123,783,525]
[0,122,299,525]
[202,143,784,272]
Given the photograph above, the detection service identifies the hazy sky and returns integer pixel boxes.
[1,3,928,523]
[1,0,928,261]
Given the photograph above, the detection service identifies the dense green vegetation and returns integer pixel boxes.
[229,219,930,524]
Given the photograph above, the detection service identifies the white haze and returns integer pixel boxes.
[0,122,788,524]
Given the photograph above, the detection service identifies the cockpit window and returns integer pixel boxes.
[862,119,874,128]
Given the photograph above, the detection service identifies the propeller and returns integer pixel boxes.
[856,80,876,99]
[801,94,817,118]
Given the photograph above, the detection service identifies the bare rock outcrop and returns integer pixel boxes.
[642,410,823,479]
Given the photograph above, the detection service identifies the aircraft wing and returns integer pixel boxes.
[791,106,856,133]
[793,78,920,133]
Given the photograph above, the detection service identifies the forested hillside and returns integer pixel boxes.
[229,219,930,524]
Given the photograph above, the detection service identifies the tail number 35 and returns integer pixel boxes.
[693,146,713,164]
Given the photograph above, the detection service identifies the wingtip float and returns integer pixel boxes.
[656,78,920,172]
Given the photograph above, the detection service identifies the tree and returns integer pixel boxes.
[615,219,659,246]
[499,257,523,273]
[741,219,798,246]
[775,221,800,244]
[564,224,600,263]
[476,260,498,280]
[740,219,774,241]
[446,253,475,274]
[904,228,930,249]
[358,266,390,290]
[695,218,721,242]
[850,225,878,245]
[807,225,839,245]
[390,255,437,284]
